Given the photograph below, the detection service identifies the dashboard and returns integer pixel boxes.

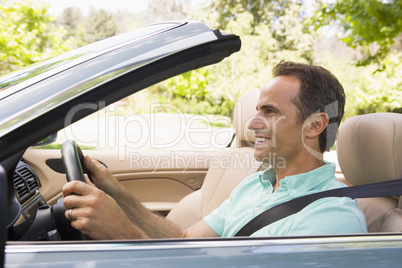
[13,162,44,219]
[9,161,47,240]
[8,160,81,241]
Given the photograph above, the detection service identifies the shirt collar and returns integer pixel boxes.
[259,167,276,188]
[259,162,336,193]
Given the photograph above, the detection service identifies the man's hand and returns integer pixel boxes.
[83,155,123,199]
[62,178,147,240]
[62,155,216,240]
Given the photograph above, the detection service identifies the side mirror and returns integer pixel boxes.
[32,133,58,147]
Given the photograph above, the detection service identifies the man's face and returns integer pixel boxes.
[248,75,304,165]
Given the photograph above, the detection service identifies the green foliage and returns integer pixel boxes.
[148,69,234,116]
[314,0,402,66]
[168,69,209,100]
[143,5,316,117]
[60,7,87,47]
[0,0,73,74]
[59,7,118,46]
[206,0,314,61]
[210,0,303,28]
[314,49,401,119]
[85,8,118,41]
[33,143,97,150]
[2,0,400,121]
[354,53,402,115]
[61,7,83,35]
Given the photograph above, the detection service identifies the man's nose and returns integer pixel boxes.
[248,115,265,130]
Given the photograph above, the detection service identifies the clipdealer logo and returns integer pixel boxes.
[63,101,234,160]
[128,151,283,173]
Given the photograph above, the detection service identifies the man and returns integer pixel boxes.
[62,61,367,239]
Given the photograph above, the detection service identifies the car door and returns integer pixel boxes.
[22,146,219,216]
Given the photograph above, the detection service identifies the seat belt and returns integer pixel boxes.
[235,178,402,236]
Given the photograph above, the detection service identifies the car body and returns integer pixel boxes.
[1,20,402,267]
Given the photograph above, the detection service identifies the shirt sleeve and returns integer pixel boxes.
[288,197,368,236]
[203,198,230,237]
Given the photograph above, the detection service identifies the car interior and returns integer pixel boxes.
[6,88,402,241]
[168,91,402,232]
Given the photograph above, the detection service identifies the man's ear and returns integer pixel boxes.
[304,112,329,139]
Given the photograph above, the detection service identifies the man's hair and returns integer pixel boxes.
[272,61,346,152]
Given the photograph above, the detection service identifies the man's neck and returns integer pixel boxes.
[272,154,325,191]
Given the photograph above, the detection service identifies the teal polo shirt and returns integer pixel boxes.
[204,162,367,237]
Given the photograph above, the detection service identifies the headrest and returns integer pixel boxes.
[233,90,260,147]
[337,113,402,185]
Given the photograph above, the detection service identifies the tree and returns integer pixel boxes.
[0,0,73,74]
[144,7,315,117]
[59,7,87,47]
[313,0,402,115]
[181,1,316,116]
[85,8,118,42]
[354,53,402,114]
[314,0,402,66]
[147,0,187,22]
[61,7,83,35]
[210,0,303,27]
[203,0,315,61]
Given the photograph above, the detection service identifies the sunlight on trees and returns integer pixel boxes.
[315,0,402,66]
[313,0,402,116]
[1,0,400,118]
[0,0,74,74]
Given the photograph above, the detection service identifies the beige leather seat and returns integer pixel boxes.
[337,113,402,232]
[166,90,264,227]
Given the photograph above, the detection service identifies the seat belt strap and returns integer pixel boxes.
[235,178,402,237]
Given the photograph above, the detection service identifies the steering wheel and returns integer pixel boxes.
[61,140,92,182]
[55,140,90,240]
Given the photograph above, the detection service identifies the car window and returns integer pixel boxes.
[49,88,235,152]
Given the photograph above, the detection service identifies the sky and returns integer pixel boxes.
[45,0,206,16]
[46,0,150,15]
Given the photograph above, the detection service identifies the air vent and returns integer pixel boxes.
[13,172,29,201]
[13,163,41,202]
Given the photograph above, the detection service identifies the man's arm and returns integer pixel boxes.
[109,181,218,239]
[62,156,218,240]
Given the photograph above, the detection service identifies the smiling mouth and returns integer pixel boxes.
[255,135,272,147]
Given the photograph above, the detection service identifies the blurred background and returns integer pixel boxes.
[1,0,401,123]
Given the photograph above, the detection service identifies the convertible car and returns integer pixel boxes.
[1,20,402,267]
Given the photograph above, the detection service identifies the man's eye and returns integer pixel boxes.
[265,110,276,115]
